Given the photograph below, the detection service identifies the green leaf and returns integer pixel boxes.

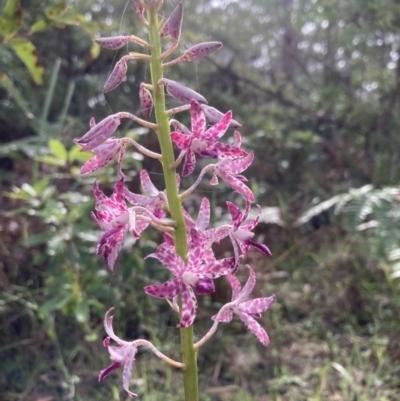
[74,299,90,323]
[48,139,68,162]
[89,41,100,61]
[22,232,55,247]
[45,3,68,20]
[9,38,44,85]
[0,0,22,39]
[39,295,70,316]
[33,178,51,194]
[69,145,92,163]
[0,73,34,118]
[35,155,65,166]
[29,19,52,34]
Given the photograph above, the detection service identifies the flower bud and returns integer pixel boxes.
[95,36,132,50]
[159,78,207,105]
[160,2,183,43]
[74,114,121,151]
[201,105,242,128]
[103,55,133,93]
[182,42,223,61]
[139,84,153,118]
[131,0,147,25]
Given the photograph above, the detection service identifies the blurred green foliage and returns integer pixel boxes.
[1,0,400,400]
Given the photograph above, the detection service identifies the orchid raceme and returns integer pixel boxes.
[74,1,274,400]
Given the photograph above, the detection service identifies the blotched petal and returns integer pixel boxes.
[144,278,184,299]
[226,274,241,302]
[122,348,138,398]
[147,245,185,276]
[140,170,158,196]
[202,110,232,143]
[196,198,210,231]
[190,99,206,138]
[97,224,129,271]
[236,310,270,346]
[240,295,276,316]
[182,149,196,177]
[179,286,197,327]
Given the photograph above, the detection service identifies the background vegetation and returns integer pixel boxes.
[1,0,400,400]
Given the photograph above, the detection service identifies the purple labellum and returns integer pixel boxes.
[96,36,132,50]
[74,114,121,151]
[103,56,133,93]
[195,278,215,295]
[199,149,218,158]
[201,104,242,128]
[160,2,183,43]
[182,42,223,61]
[159,78,207,105]
[139,85,153,119]
[131,0,147,25]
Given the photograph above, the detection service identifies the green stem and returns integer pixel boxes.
[146,5,198,401]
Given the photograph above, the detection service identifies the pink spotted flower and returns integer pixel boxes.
[213,265,275,346]
[213,201,272,271]
[124,169,168,220]
[209,151,255,203]
[144,230,235,327]
[170,99,247,176]
[92,178,140,271]
[99,307,138,398]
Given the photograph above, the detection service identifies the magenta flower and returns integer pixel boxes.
[213,265,275,346]
[92,178,139,271]
[80,138,125,175]
[212,202,271,271]
[99,308,138,398]
[74,114,121,151]
[124,170,168,220]
[210,152,255,203]
[144,230,235,327]
[171,99,247,176]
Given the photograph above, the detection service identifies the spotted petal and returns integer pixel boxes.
[144,278,184,299]
[190,99,206,138]
[182,149,196,177]
[179,286,197,327]
[202,110,232,143]
[147,245,185,276]
[236,310,270,346]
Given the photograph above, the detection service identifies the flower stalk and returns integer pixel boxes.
[146,5,198,399]
[74,1,275,399]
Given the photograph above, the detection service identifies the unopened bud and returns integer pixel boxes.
[160,2,183,43]
[95,36,132,50]
[170,119,191,136]
[182,42,223,61]
[200,104,241,128]
[159,78,207,105]
[139,84,153,119]
[74,114,121,151]
[103,55,133,93]
[131,0,147,25]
